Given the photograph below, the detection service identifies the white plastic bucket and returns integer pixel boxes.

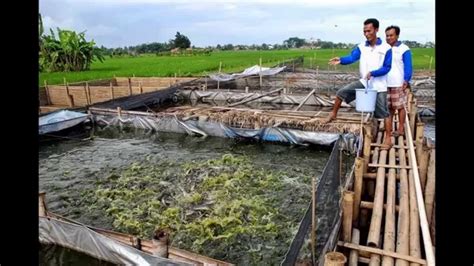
[355,88,377,112]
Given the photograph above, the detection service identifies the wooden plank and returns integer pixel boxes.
[337,242,427,265]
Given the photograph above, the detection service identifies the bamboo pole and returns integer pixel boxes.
[367,140,388,248]
[415,122,424,144]
[117,107,122,118]
[363,124,373,167]
[371,132,383,165]
[409,100,417,138]
[425,148,435,226]
[324,252,347,266]
[406,111,436,266]
[360,209,369,228]
[396,135,410,266]
[65,82,74,107]
[228,88,283,107]
[368,131,383,198]
[110,81,115,100]
[39,192,47,216]
[408,166,421,266]
[382,142,397,266]
[361,201,400,212]
[338,242,427,265]
[294,89,316,111]
[128,77,133,96]
[418,144,430,192]
[369,254,381,266]
[44,80,51,105]
[349,228,360,266]
[217,62,222,90]
[311,176,317,265]
[86,81,91,105]
[353,157,365,226]
[83,83,89,105]
[343,191,354,242]
[407,93,413,112]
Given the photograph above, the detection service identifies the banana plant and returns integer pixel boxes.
[39,13,104,72]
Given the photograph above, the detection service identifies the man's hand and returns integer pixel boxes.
[402,81,409,91]
[366,72,372,80]
[329,57,341,65]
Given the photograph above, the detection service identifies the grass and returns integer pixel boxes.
[39,48,435,85]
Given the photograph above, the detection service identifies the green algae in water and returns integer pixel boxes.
[83,154,313,265]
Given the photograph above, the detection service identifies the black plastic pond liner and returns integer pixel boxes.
[281,136,345,265]
[92,86,178,110]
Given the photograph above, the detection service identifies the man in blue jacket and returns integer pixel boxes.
[324,18,393,149]
[385,25,413,137]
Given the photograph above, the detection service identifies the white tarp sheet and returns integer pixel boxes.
[209,65,286,81]
[39,217,190,266]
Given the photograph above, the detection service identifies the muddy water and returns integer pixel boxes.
[39,127,337,263]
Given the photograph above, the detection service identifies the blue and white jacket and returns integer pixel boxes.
[387,41,412,87]
[340,37,392,92]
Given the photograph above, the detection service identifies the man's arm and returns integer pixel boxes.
[402,50,413,82]
[339,46,361,65]
[370,49,392,77]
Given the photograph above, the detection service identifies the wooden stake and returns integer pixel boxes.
[259,57,263,88]
[342,191,354,242]
[139,81,143,94]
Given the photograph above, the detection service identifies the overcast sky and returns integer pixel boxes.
[39,0,435,48]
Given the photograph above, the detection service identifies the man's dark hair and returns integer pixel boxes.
[364,18,379,29]
[385,25,401,35]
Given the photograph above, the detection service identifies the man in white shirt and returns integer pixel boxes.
[385,25,413,137]
[324,18,393,149]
